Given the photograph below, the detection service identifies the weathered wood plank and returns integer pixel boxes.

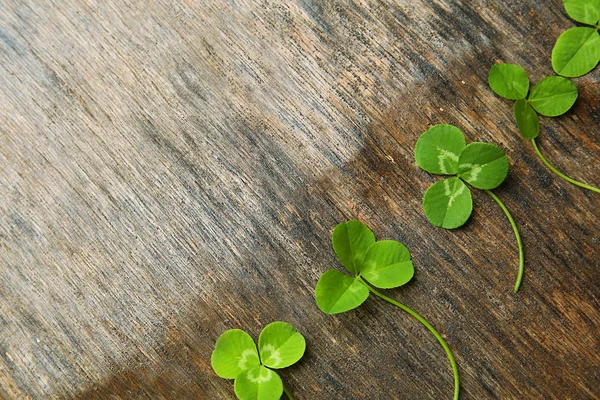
[0,0,598,399]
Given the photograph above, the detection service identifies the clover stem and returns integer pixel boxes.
[357,277,459,400]
[484,190,525,293]
[282,385,294,400]
[531,139,600,194]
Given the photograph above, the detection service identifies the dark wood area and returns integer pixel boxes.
[1,0,599,399]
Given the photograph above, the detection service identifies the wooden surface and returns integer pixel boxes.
[1,0,599,399]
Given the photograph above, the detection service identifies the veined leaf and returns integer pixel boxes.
[414,124,466,175]
[361,240,414,289]
[528,76,578,117]
[514,99,540,139]
[458,143,509,189]
[563,0,600,25]
[211,330,260,379]
[423,178,473,229]
[315,270,369,314]
[488,63,530,100]
[258,322,306,369]
[552,27,600,77]
[234,366,283,400]
[332,220,376,275]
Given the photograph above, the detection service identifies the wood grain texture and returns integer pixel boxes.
[0,0,598,399]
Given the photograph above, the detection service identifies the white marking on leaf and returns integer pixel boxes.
[461,163,482,182]
[443,179,451,197]
[238,349,257,371]
[447,181,466,207]
[261,344,283,367]
[367,271,379,280]
[437,148,459,174]
[247,367,273,383]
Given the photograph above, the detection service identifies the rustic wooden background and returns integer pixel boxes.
[1,0,598,399]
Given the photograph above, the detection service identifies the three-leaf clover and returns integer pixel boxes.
[489,63,600,194]
[415,124,509,227]
[315,221,460,400]
[488,63,578,139]
[415,124,525,292]
[552,0,600,77]
[211,322,305,400]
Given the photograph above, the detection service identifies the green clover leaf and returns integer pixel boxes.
[422,177,473,229]
[414,126,509,228]
[212,329,260,379]
[361,240,414,289]
[563,0,600,24]
[528,76,578,117]
[487,61,598,194]
[212,322,305,400]
[552,27,600,77]
[458,143,509,190]
[414,124,467,175]
[514,99,540,139]
[332,220,376,275]
[258,322,306,369]
[488,63,530,100]
[234,366,283,400]
[316,221,415,314]
[315,270,369,314]
[552,0,600,77]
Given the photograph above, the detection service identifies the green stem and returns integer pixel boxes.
[357,277,459,400]
[282,384,294,400]
[531,139,600,194]
[484,190,525,293]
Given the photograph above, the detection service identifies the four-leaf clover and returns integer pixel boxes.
[211,322,305,400]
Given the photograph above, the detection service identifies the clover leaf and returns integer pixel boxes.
[458,142,510,189]
[553,27,600,77]
[528,76,578,117]
[259,322,306,369]
[488,63,530,100]
[315,270,369,314]
[361,240,414,288]
[332,220,375,275]
[212,330,260,379]
[563,0,600,24]
[514,99,540,139]
[552,0,600,77]
[235,366,283,400]
[422,177,473,229]
[212,322,305,400]
[415,125,525,292]
[315,221,460,400]
[489,63,600,194]
[414,124,466,175]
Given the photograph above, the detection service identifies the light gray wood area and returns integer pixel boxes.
[0,0,598,398]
